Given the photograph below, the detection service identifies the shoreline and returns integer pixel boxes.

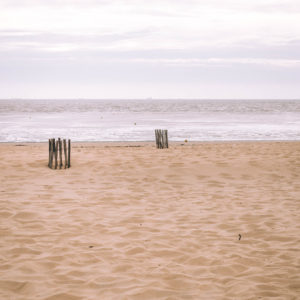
[1,139,300,145]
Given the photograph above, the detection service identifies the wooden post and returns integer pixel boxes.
[54,140,58,169]
[162,130,166,148]
[49,139,51,168]
[165,130,169,148]
[155,129,162,149]
[63,139,67,169]
[158,129,161,148]
[155,129,159,148]
[49,139,53,168]
[51,138,55,169]
[50,138,55,169]
[68,139,71,168]
[159,130,163,149]
[58,138,62,169]
[158,129,161,149]
[48,139,51,167]
[51,139,54,168]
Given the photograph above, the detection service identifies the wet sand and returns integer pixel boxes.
[0,141,299,299]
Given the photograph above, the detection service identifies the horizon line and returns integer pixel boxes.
[1,98,300,101]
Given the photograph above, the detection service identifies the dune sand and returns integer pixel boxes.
[0,141,299,299]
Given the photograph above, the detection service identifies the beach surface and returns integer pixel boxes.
[0,141,299,299]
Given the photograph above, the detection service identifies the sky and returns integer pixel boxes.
[0,0,300,99]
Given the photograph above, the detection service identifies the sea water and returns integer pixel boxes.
[0,99,299,142]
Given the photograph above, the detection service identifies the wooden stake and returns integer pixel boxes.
[52,138,55,169]
[54,140,58,169]
[63,139,67,169]
[50,138,55,169]
[52,138,56,168]
[68,139,71,168]
[48,139,51,167]
[162,130,166,148]
[155,129,163,149]
[165,130,169,148]
[158,129,161,148]
[49,139,53,168]
[58,138,62,169]
[158,129,161,149]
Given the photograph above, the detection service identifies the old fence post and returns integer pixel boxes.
[155,129,160,148]
[68,139,71,168]
[58,138,62,169]
[54,139,58,169]
[164,130,169,148]
[63,139,67,169]
[51,138,55,168]
[48,139,51,167]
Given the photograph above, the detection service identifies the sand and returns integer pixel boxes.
[0,141,299,300]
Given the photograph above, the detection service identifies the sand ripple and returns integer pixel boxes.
[0,142,299,299]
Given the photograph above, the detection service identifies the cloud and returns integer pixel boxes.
[113,57,300,68]
[0,0,299,98]
[1,0,299,44]
[0,29,155,53]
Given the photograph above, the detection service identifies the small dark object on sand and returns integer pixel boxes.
[89,245,94,248]
[238,234,242,240]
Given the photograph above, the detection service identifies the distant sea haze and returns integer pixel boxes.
[0,99,299,142]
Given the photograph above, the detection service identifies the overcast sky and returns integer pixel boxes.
[0,0,299,99]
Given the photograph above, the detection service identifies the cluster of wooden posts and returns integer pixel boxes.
[48,138,71,169]
[155,129,169,149]
[47,130,168,169]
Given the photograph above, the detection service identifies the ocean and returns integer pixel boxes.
[0,99,299,142]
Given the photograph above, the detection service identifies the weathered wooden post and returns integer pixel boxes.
[155,129,159,148]
[49,138,55,169]
[156,129,162,149]
[51,139,54,168]
[162,130,166,148]
[155,129,169,149]
[63,139,67,169]
[48,139,51,167]
[49,139,52,168]
[58,138,63,169]
[68,139,71,168]
[54,139,58,169]
[159,129,163,149]
[52,138,55,168]
[158,130,161,148]
[164,130,168,148]
[158,130,162,149]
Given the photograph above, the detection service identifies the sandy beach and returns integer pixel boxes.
[0,141,299,300]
